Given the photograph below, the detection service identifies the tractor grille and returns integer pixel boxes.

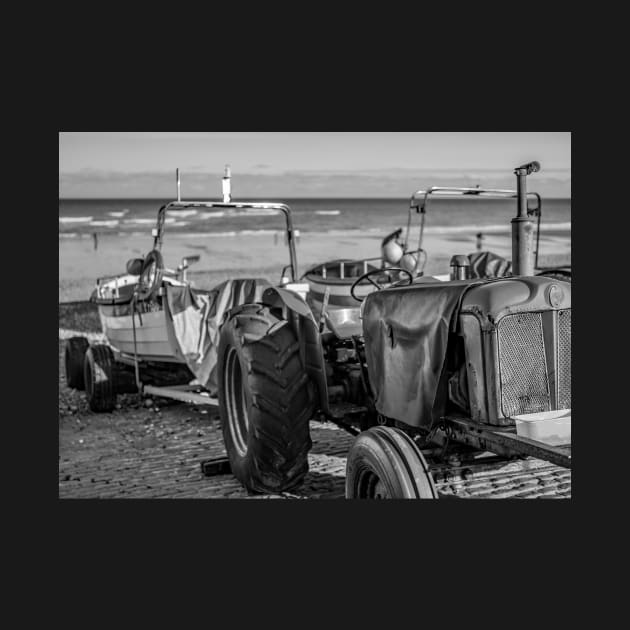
[497,309,572,417]
[557,309,571,409]
[497,313,550,416]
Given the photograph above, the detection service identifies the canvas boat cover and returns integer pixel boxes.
[468,251,511,278]
[165,278,272,394]
[362,278,476,430]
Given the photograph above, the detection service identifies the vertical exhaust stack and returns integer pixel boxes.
[222,164,232,203]
[512,161,540,276]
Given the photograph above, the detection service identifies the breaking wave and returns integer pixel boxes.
[59,216,93,223]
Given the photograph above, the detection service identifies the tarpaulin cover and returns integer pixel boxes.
[165,278,272,394]
[468,251,511,278]
[361,279,474,430]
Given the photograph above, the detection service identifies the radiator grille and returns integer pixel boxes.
[557,309,571,408]
[497,313,551,416]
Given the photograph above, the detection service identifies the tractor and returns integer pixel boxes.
[216,161,571,498]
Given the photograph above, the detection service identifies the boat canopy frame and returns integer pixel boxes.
[404,186,543,271]
[153,200,300,282]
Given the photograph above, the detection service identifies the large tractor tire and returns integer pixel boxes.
[84,344,118,412]
[65,336,89,390]
[345,426,438,499]
[217,303,315,494]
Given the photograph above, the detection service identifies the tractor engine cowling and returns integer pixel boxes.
[361,276,571,431]
[458,275,571,426]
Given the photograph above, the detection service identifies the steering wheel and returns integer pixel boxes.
[136,249,164,300]
[350,267,413,302]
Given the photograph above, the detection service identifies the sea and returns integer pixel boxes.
[59,197,571,239]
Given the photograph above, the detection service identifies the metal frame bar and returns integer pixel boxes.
[403,186,542,274]
[444,416,571,469]
[153,200,299,282]
[143,384,219,406]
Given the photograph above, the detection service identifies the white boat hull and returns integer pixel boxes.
[98,305,184,363]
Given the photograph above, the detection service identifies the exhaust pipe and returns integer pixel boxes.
[511,161,540,275]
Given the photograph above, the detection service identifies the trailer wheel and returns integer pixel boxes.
[84,344,117,412]
[346,426,438,499]
[65,336,89,390]
[218,304,314,494]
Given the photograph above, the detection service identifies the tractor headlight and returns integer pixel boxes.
[547,284,564,308]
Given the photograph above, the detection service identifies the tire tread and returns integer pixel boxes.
[219,305,314,493]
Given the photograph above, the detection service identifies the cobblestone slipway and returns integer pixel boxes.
[59,340,570,499]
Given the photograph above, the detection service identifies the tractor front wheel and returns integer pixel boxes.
[345,426,438,499]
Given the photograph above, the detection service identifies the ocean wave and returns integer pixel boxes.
[123,218,155,224]
[196,208,281,219]
[167,209,198,218]
[59,216,93,223]
[315,210,341,215]
[242,209,281,216]
[197,211,226,219]
[90,220,120,227]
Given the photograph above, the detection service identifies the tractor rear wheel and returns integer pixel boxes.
[218,304,314,494]
[84,344,118,412]
[65,336,89,390]
[345,426,438,499]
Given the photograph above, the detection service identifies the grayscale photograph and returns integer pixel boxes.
[58,131,571,499]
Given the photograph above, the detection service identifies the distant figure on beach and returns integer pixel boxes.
[476,232,485,251]
[92,232,98,251]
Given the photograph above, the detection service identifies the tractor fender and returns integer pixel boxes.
[261,286,329,414]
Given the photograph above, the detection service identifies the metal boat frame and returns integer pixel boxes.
[402,185,566,276]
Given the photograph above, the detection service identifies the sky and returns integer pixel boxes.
[59,132,571,198]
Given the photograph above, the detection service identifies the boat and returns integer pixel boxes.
[85,167,302,400]
[302,258,381,311]
[92,267,190,363]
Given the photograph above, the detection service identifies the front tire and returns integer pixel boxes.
[346,426,438,499]
[65,336,89,390]
[218,304,315,494]
[84,344,117,412]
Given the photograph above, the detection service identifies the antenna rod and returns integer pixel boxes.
[222,164,231,203]
[176,168,181,201]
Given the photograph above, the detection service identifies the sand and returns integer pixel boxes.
[59,228,571,301]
